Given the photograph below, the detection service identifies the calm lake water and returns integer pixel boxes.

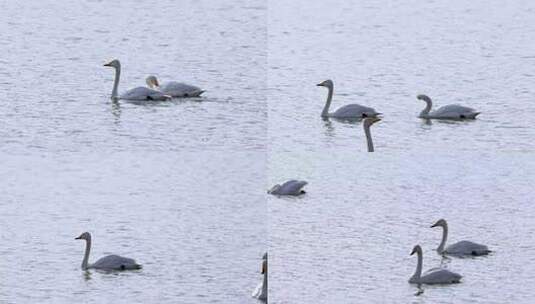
[0,0,266,303]
[269,152,535,304]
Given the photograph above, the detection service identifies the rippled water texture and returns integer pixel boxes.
[269,152,535,303]
[268,0,535,154]
[0,0,266,303]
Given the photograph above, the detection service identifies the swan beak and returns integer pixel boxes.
[410,249,416,256]
[430,223,437,228]
[316,83,323,87]
[75,236,81,240]
[103,62,111,67]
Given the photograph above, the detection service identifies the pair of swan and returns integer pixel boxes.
[409,219,490,285]
[318,79,480,120]
[104,59,204,101]
[252,252,267,302]
[75,232,141,271]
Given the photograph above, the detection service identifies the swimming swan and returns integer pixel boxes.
[146,75,204,97]
[317,80,380,119]
[409,245,462,285]
[431,219,491,256]
[417,95,480,119]
[268,180,307,196]
[252,252,267,302]
[363,117,381,152]
[103,59,171,101]
[75,232,142,271]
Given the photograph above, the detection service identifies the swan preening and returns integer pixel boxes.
[104,59,171,101]
[363,117,381,152]
[252,252,267,302]
[417,94,480,119]
[146,75,204,98]
[431,219,491,256]
[317,80,380,119]
[268,180,308,196]
[75,232,141,271]
[409,245,462,285]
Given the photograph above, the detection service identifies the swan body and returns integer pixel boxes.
[252,252,267,302]
[409,245,462,285]
[317,80,380,119]
[431,219,491,256]
[75,232,141,271]
[417,95,480,119]
[104,60,171,101]
[146,75,204,97]
[268,180,307,196]
[363,117,381,152]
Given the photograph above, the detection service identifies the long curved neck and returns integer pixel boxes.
[413,250,423,279]
[364,125,374,152]
[420,97,432,116]
[111,66,121,100]
[262,269,267,295]
[437,224,448,253]
[321,85,333,117]
[81,238,91,270]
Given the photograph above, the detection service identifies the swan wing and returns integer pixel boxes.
[91,254,141,270]
[331,104,379,118]
[446,240,490,256]
[120,87,170,101]
[161,81,204,97]
[429,105,479,119]
[420,268,462,284]
[271,180,307,195]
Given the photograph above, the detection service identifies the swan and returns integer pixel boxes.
[146,75,204,97]
[409,245,462,285]
[417,94,480,119]
[103,59,171,101]
[363,117,381,152]
[317,80,380,119]
[75,232,142,271]
[431,219,491,256]
[252,252,267,302]
[268,180,307,196]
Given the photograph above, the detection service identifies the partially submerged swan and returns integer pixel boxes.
[104,59,171,101]
[146,75,204,97]
[431,219,491,256]
[75,232,141,271]
[409,245,462,285]
[417,94,480,119]
[252,252,267,302]
[317,80,380,119]
[268,180,307,196]
[363,117,381,152]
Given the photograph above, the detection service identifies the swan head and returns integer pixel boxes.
[431,218,447,228]
[316,79,333,88]
[410,245,422,256]
[417,94,432,103]
[103,59,121,69]
[75,232,91,241]
[363,117,381,128]
[146,75,160,88]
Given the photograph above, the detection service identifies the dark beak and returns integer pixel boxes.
[75,236,81,240]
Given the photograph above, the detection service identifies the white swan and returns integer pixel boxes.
[431,219,491,256]
[146,75,204,98]
[268,180,307,196]
[75,232,142,271]
[317,80,380,119]
[103,59,171,101]
[363,117,381,152]
[252,252,267,302]
[417,94,480,119]
[409,245,462,285]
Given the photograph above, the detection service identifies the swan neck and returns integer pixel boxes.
[364,125,374,152]
[111,66,121,99]
[438,224,448,253]
[262,270,268,294]
[420,97,432,116]
[413,250,423,279]
[82,238,91,270]
[321,85,333,117]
